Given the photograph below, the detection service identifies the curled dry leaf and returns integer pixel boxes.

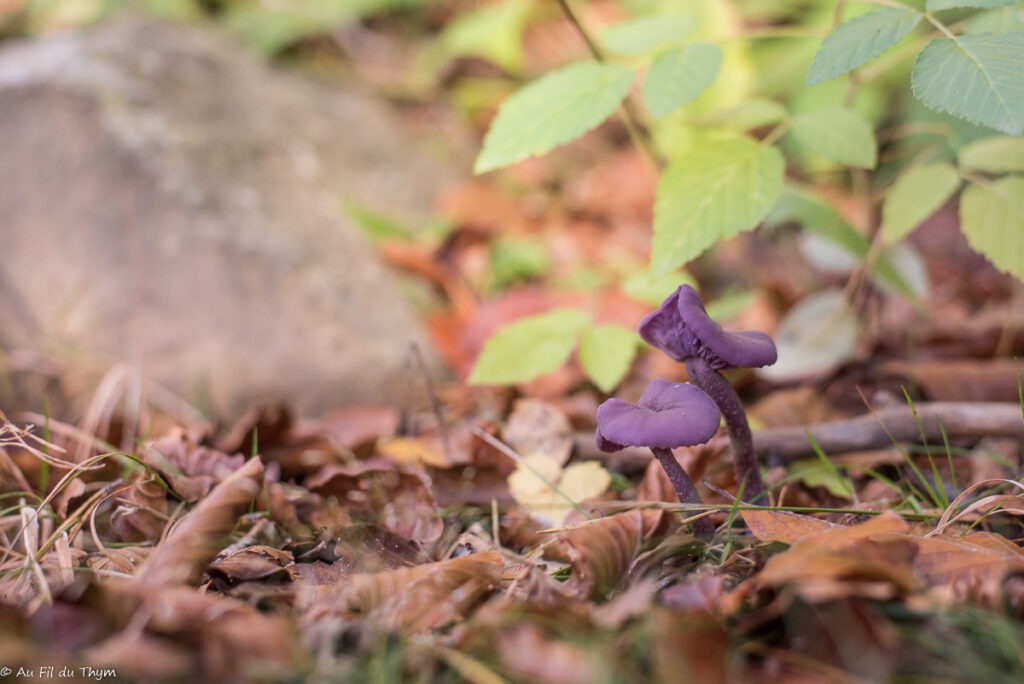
[89,581,302,679]
[134,457,265,586]
[740,508,839,545]
[725,512,921,613]
[508,454,612,526]
[302,551,504,633]
[143,428,246,502]
[85,547,150,578]
[305,459,443,545]
[546,509,672,599]
[208,545,298,584]
[110,479,169,543]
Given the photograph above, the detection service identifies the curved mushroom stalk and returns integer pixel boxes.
[639,284,777,504]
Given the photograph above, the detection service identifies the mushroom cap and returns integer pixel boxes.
[595,379,721,453]
[638,284,777,370]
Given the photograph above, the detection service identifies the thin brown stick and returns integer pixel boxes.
[575,402,1024,470]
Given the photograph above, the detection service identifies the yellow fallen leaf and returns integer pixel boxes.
[508,453,611,526]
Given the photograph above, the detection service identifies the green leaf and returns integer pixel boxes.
[437,0,533,74]
[788,107,877,168]
[927,0,1017,10]
[789,459,855,498]
[960,136,1024,173]
[599,14,695,56]
[620,269,696,306]
[468,309,591,385]
[882,163,962,243]
[960,177,1024,279]
[579,325,639,393]
[713,99,789,131]
[475,61,636,174]
[807,8,922,86]
[642,43,722,119]
[912,33,1024,136]
[652,137,784,271]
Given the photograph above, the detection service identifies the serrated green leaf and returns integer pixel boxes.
[960,177,1024,279]
[642,43,722,119]
[882,163,962,243]
[927,0,1017,10]
[579,325,639,393]
[475,61,635,174]
[468,309,591,385]
[960,136,1024,173]
[912,34,1024,136]
[599,14,695,56]
[652,137,784,271]
[788,107,877,168]
[807,8,922,86]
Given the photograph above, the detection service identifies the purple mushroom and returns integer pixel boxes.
[639,285,777,502]
[596,379,721,537]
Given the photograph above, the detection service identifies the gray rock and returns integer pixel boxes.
[0,13,454,418]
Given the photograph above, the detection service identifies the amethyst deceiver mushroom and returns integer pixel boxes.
[639,285,777,503]
[596,379,721,537]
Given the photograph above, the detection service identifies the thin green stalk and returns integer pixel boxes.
[555,0,665,171]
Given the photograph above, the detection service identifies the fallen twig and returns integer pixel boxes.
[574,402,1024,470]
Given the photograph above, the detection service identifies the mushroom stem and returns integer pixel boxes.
[650,447,715,538]
[686,358,765,503]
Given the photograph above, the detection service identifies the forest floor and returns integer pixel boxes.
[3,4,1024,683]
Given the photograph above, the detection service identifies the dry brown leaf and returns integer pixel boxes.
[85,546,150,578]
[110,479,169,543]
[546,509,672,599]
[650,607,732,684]
[303,551,504,632]
[740,509,839,545]
[306,459,443,544]
[502,398,574,466]
[726,512,921,612]
[208,545,298,584]
[134,457,265,586]
[911,530,1024,607]
[143,429,247,502]
[495,623,603,684]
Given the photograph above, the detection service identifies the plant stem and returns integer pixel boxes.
[555,0,665,171]
[685,358,765,503]
[650,447,714,537]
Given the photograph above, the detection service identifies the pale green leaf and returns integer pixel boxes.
[713,99,789,131]
[788,107,877,168]
[759,290,861,381]
[620,270,696,306]
[475,61,635,173]
[960,136,1024,173]
[927,0,1017,10]
[789,459,855,498]
[468,309,590,385]
[579,325,639,393]
[600,14,695,56]
[807,8,922,86]
[653,137,783,270]
[642,43,722,119]
[882,163,962,243]
[912,34,1024,136]
[960,177,1024,279]
[437,0,534,74]
[964,6,1024,34]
